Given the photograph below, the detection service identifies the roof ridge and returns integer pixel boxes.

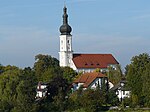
[73,53,113,55]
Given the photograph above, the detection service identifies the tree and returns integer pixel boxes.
[13,67,37,112]
[36,74,69,112]
[48,75,69,100]
[0,64,4,74]
[126,53,150,107]
[0,66,21,111]
[107,64,122,85]
[61,67,77,84]
[107,91,119,106]
[94,68,101,73]
[67,85,108,112]
[33,54,60,82]
[34,54,59,70]
[0,66,38,112]
[142,63,150,106]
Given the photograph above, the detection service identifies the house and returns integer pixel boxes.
[110,79,130,101]
[72,72,108,91]
[58,6,119,73]
[35,82,49,99]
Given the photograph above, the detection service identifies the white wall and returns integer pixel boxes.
[37,85,47,90]
[59,35,73,67]
[71,64,117,73]
[36,84,48,98]
[90,78,102,89]
[117,90,130,101]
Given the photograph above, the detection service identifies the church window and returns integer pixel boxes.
[61,40,63,44]
[67,40,69,43]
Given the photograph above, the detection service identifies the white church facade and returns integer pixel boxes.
[59,6,119,73]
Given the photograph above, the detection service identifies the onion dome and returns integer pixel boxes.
[59,6,72,35]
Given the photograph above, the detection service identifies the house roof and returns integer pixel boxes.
[110,80,129,91]
[72,54,119,69]
[74,72,107,88]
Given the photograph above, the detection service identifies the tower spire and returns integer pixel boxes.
[64,0,66,8]
[59,6,72,35]
[63,6,68,24]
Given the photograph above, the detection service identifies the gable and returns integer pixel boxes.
[74,72,107,88]
[72,54,119,69]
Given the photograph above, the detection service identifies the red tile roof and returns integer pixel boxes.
[73,54,119,69]
[74,72,107,88]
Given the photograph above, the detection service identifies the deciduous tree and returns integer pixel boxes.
[126,53,150,107]
[107,64,122,85]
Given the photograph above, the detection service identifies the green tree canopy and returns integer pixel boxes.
[0,66,38,112]
[107,64,122,85]
[61,67,77,84]
[126,53,150,107]
[33,54,61,82]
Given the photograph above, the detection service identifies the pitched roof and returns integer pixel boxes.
[110,80,130,91]
[74,72,107,88]
[72,54,119,69]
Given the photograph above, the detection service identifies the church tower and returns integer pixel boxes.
[59,6,73,67]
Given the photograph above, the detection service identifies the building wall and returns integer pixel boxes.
[117,90,130,101]
[72,83,84,91]
[37,85,47,90]
[36,91,47,98]
[36,83,48,98]
[90,78,102,89]
[108,81,114,89]
[70,63,118,73]
[59,35,73,67]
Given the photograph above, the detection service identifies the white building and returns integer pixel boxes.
[59,6,119,73]
[36,82,48,99]
[111,80,130,101]
[72,72,108,91]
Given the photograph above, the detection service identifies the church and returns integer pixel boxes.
[59,6,119,73]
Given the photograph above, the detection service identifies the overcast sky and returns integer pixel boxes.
[0,0,150,70]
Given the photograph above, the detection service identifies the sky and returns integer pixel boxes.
[0,0,150,70]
